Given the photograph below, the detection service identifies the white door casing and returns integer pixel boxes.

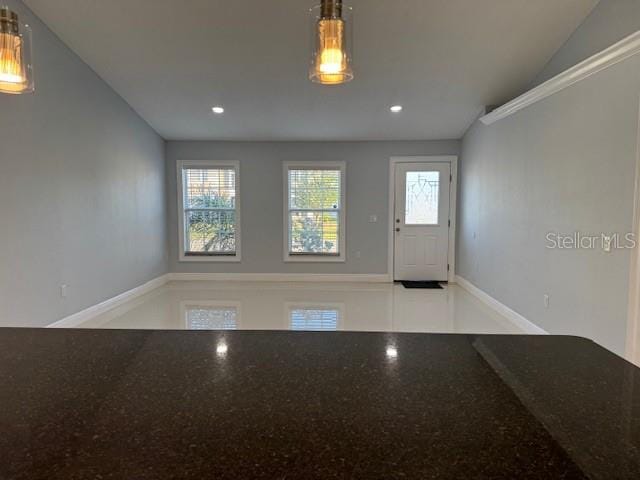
[394,162,451,281]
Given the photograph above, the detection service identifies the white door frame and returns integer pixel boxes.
[388,156,458,283]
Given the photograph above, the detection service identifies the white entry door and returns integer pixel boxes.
[394,162,450,281]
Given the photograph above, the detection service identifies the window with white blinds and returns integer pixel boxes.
[178,161,240,261]
[285,163,346,261]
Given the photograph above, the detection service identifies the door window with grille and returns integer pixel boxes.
[405,171,440,225]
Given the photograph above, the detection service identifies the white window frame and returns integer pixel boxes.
[177,160,241,262]
[283,161,346,263]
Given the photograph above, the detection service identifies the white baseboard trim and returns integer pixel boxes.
[46,272,391,328]
[47,274,171,328]
[168,272,393,283]
[455,275,548,335]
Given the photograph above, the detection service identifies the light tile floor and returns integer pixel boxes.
[77,281,528,334]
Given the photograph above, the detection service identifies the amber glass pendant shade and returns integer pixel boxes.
[309,1,353,85]
[0,7,34,95]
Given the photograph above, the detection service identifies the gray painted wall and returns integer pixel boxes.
[0,0,168,327]
[167,141,460,274]
[458,53,640,356]
[533,0,640,85]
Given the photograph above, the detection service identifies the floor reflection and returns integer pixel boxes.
[76,281,527,335]
[183,303,239,330]
[289,305,341,331]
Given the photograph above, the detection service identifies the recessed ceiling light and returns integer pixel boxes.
[212,106,225,114]
[390,105,403,113]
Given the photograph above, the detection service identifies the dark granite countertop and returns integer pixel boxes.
[1,329,639,479]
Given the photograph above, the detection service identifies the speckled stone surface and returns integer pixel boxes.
[0,329,638,479]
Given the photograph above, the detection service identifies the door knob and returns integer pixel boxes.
[395,228,400,232]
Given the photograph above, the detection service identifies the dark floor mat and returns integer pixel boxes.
[400,281,443,289]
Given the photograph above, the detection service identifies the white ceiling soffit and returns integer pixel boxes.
[23,0,598,141]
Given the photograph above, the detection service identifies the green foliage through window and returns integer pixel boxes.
[288,169,341,255]
[183,168,236,254]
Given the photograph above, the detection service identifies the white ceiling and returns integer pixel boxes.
[23,0,598,141]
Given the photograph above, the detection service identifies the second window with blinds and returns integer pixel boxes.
[284,162,346,262]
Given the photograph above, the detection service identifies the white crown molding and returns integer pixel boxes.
[168,272,392,283]
[481,30,640,125]
[455,275,548,335]
[47,274,171,328]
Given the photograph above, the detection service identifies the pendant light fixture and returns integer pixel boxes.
[0,6,34,94]
[309,0,353,85]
